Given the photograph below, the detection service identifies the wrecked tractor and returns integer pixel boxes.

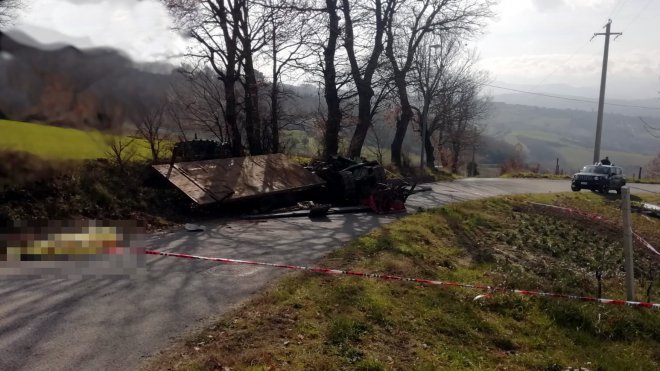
[305,156,415,214]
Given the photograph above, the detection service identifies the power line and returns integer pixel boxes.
[529,40,592,92]
[484,84,660,110]
[609,0,631,20]
[620,0,653,34]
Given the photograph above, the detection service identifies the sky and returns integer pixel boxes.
[8,0,660,99]
[475,0,660,99]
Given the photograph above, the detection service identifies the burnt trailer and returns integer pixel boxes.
[153,143,415,215]
[153,154,326,205]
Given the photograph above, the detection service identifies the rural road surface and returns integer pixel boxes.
[1,179,659,371]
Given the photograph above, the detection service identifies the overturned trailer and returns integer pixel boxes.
[153,154,325,205]
[153,151,415,215]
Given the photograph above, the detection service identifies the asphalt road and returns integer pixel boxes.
[1,179,659,371]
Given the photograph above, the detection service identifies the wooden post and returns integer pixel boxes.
[622,186,635,301]
[638,167,642,180]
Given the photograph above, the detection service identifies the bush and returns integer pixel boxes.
[0,151,191,228]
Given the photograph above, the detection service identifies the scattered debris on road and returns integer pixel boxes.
[184,223,206,232]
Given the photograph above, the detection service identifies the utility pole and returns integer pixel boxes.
[592,19,622,164]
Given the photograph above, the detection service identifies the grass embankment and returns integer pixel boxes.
[632,179,660,185]
[0,119,158,160]
[145,193,660,370]
[501,172,571,180]
[0,151,191,228]
[501,171,660,184]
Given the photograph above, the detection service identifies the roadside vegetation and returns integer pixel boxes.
[0,148,452,228]
[632,178,660,185]
[0,150,190,229]
[500,172,571,180]
[144,192,660,371]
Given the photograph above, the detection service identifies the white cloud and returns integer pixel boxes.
[478,47,660,98]
[531,0,566,12]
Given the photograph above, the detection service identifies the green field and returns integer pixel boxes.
[0,120,158,160]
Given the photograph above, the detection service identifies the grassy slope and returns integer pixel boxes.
[0,119,156,160]
[144,193,660,371]
[504,130,653,173]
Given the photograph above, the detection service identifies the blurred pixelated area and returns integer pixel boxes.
[0,219,145,277]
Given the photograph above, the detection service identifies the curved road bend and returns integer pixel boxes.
[1,179,659,371]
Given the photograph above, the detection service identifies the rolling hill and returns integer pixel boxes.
[486,102,660,174]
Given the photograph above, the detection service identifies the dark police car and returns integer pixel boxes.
[571,164,626,194]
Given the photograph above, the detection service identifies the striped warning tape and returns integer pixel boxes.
[526,202,660,256]
[145,249,660,310]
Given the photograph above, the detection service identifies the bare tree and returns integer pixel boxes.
[383,0,493,167]
[104,135,137,172]
[442,73,489,173]
[165,81,191,143]
[412,35,457,167]
[413,36,477,168]
[342,0,391,159]
[133,98,168,163]
[645,153,660,179]
[165,0,247,156]
[0,0,22,30]
[237,0,270,155]
[165,0,277,156]
[318,0,343,157]
[260,0,313,153]
[173,67,231,143]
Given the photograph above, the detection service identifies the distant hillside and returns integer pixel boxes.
[486,102,660,174]
[0,31,177,130]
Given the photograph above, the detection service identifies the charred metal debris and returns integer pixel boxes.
[154,140,417,218]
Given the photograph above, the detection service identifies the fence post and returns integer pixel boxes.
[638,167,642,180]
[621,186,635,301]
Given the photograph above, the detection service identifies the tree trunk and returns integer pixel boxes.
[347,83,374,159]
[270,25,279,154]
[270,81,279,153]
[240,4,262,155]
[390,74,412,167]
[343,0,384,159]
[150,142,158,163]
[424,128,435,168]
[243,53,262,155]
[322,0,341,158]
[224,77,242,156]
[451,140,461,173]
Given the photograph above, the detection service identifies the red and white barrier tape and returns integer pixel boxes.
[145,249,660,310]
[526,202,660,256]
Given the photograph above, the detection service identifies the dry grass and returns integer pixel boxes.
[143,193,660,371]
